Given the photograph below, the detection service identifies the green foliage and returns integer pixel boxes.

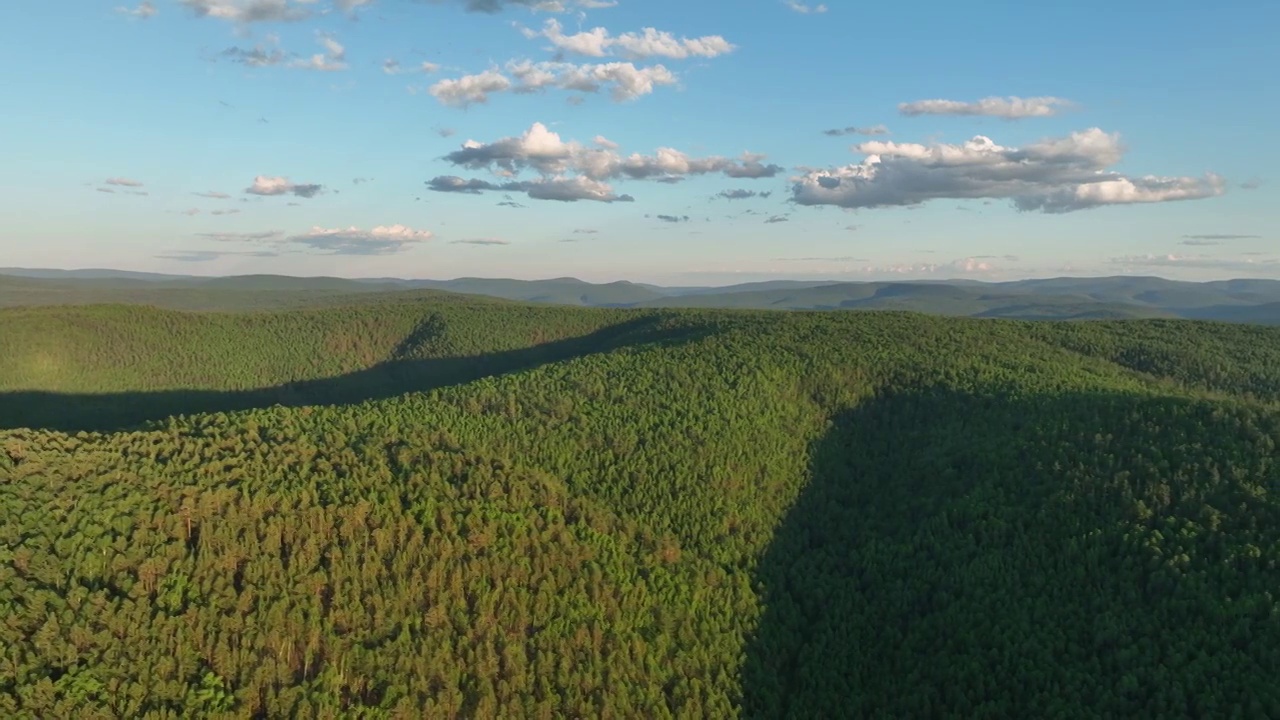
[2,300,1280,717]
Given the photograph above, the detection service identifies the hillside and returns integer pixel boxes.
[4,269,1280,322]
[3,301,1280,717]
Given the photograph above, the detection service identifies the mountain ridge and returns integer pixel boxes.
[3,268,1279,323]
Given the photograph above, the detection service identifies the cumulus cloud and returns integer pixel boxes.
[105,177,144,187]
[1239,178,1263,190]
[528,19,734,59]
[426,176,524,194]
[574,228,598,234]
[180,208,202,216]
[451,238,511,245]
[899,96,1074,119]
[716,189,771,200]
[194,191,231,199]
[791,127,1224,213]
[434,122,780,202]
[116,1,158,18]
[211,209,241,216]
[527,176,634,202]
[290,34,348,72]
[180,0,312,23]
[444,122,781,181]
[823,125,888,137]
[1183,234,1260,240]
[426,175,631,202]
[429,60,675,106]
[429,69,513,106]
[764,215,790,224]
[245,175,324,198]
[784,0,828,12]
[1017,174,1226,213]
[655,214,689,223]
[1109,253,1278,273]
[287,225,433,254]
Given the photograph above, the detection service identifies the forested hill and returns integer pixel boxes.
[3,299,1280,717]
[4,269,1280,323]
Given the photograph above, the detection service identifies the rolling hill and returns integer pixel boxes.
[3,268,1279,322]
[3,298,1280,716]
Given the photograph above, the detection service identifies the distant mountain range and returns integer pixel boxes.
[3,268,1279,323]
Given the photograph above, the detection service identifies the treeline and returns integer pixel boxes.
[2,303,1280,717]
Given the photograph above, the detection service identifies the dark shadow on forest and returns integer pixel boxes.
[741,387,1266,718]
[0,315,710,433]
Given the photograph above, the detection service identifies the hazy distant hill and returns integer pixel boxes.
[407,277,668,306]
[2,268,1279,323]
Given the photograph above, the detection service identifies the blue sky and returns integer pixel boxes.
[1,0,1276,284]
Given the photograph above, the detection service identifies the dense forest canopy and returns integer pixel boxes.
[2,298,1280,718]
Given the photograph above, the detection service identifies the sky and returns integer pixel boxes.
[1,0,1276,285]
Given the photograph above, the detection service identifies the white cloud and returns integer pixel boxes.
[429,60,675,106]
[791,127,1224,213]
[1108,253,1278,274]
[290,34,347,72]
[425,174,634,203]
[287,225,433,254]
[245,175,325,197]
[115,1,158,18]
[899,96,1074,119]
[105,177,144,187]
[531,19,734,59]
[442,122,783,184]
[429,69,513,106]
[431,123,780,203]
[179,0,312,23]
[784,1,828,13]
[1017,174,1226,213]
[525,175,631,202]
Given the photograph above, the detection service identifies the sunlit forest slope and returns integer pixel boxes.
[2,299,1280,718]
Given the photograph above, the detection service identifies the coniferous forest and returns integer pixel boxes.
[3,297,1280,718]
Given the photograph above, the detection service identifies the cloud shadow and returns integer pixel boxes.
[742,386,1277,717]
